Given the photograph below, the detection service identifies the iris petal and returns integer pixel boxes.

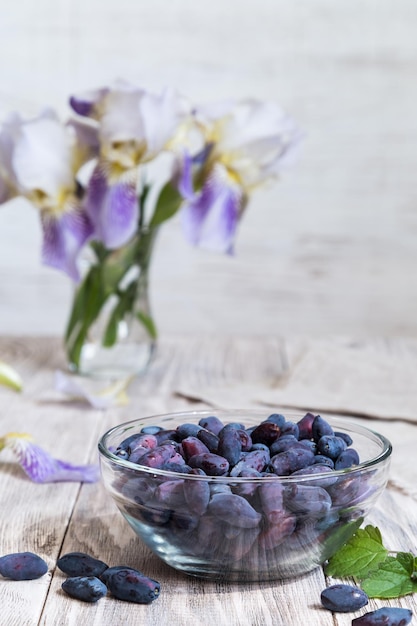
[0,174,10,204]
[69,87,109,118]
[0,434,99,483]
[140,87,189,156]
[196,99,302,192]
[0,112,22,202]
[67,119,100,154]
[175,151,194,201]
[181,164,241,253]
[41,207,94,281]
[85,165,138,249]
[12,114,74,199]
[0,361,23,391]
[54,370,131,409]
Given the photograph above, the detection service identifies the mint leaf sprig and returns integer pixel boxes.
[324,525,417,599]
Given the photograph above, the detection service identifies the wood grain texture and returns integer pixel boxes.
[176,337,417,421]
[0,1,417,337]
[1,335,417,625]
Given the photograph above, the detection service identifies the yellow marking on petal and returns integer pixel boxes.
[166,118,202,153]
[4,432,34,441]
[0,432,33,452]
[30,187,77,218]
[217,158,242,186]
[0,361,23,392]
[104,140,147,173]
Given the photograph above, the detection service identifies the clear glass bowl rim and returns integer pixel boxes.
[98,409,392,483]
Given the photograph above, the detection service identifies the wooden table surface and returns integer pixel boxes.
[1,334,417,626]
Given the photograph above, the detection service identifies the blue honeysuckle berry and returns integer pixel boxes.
[100,565,143,585]
[317,435,347,460]
[198,415,224,435]
[352,607,413,626]
[62,576,107,602]
[334,448,360,470]
[320,583,368,612]
[0,552,48,580]
[57,552,108,577]
[264,413,286,428]
[106,568,160,604]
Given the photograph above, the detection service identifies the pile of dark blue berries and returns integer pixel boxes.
[0,551,160,604]
[57,552,160,604]
[112,412,375,576]
[1,552,413,623]
[115,413,361,477]
[320,584,412,625]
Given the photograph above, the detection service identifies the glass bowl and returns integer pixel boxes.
[98,409,392,582]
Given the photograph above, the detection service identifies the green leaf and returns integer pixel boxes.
[102,307,119,348]
[64,273,89,343]
[85,267,105,324]
[101,246,137,293]
[138,183,150,231]
[320,517,364,562]
[102,284,136,348]
[0,361,23,392]
[65,265,104,341]
[361,554,417,598]
[396,551,416,575]
[324,525,388,579]
[66,325,89,371]
[65,266,106,369]
[137,311,158,340]
[149,182,183,227]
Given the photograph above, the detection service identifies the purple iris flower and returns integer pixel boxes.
[181,162,242,254]
[41,208,94,281]
[0,433,99,483]
[179,99,302,253]
[69,82,190,249]
[0,110,98,281]
[84,165,138,249]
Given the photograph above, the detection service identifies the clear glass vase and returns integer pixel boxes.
[64,228,158,379]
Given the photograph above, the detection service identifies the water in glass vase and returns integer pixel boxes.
[73,291,156,379]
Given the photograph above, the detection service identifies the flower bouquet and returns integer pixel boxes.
[0,82,301,378]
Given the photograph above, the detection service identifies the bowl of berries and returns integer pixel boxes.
[98,409,392,582]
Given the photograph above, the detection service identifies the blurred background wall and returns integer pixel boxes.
[0,0,416,337]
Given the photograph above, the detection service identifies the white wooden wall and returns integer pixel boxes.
[0,0,416,336]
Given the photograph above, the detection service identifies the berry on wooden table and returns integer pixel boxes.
[0,552,48,580]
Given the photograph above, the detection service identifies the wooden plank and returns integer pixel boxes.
[175,337,417,421]
[259,337,417,421]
